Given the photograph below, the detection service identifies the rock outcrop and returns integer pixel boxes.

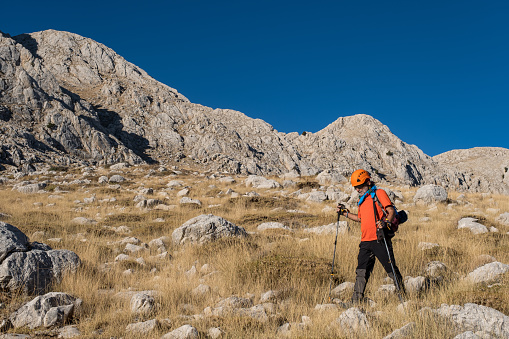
[1,29,508,193]
[433,147,509,194]
[0,222,81,294]
[172,214,248,245]
[9,292,81,329]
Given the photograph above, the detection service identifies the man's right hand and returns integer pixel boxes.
[337,204,349,216]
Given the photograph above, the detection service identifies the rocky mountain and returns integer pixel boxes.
[433,147,509,194]
[0,29,507,193]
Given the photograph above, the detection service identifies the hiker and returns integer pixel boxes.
[337,169,406,303]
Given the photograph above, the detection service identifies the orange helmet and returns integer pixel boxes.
[350,169,370,187]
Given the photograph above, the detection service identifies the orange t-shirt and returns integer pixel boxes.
[358,189,393,241]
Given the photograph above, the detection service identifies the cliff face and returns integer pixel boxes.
[433,147,509,194]
[1,29,507,193]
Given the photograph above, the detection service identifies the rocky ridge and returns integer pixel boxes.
[1,29,508,193]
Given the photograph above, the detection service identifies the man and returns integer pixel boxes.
[338,169,405,303]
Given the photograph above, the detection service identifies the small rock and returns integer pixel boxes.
[161,324,199,339]
[382,322,416,339]
[108,174,125,183]
[257,222,291,231]
[130,293,155,315]
[125,319,159,335]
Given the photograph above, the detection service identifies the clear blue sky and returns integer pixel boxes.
[2,0,508,156]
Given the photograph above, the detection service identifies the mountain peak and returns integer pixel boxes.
[0,29,507,193]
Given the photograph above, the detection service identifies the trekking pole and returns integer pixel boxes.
[373,194,405,305]
[381,230,405,304]
[326,212,341,303]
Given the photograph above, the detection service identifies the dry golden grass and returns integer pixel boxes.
[0,165,508,338]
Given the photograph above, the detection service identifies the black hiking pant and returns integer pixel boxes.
[352,239,405,301]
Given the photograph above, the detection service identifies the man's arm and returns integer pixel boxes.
[377,205,396,229]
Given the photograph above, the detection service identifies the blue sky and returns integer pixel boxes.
[2,0,508,156]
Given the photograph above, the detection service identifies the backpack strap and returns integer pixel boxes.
[372,190,389,218]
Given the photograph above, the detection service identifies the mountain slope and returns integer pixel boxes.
[433,147,509,194]
[1,29,507,193]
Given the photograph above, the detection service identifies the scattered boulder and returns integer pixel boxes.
[57,325,81,338]
[15,183,47,194]
[136,198,165,209]
[465,261,509,284]
[71,217,97,225]
[424,261,449,280]
[108,175,125,183]
[203,296,274,322]
[457,218,489,235]
[177,188,190,197]
[234,304,270,323]
[315,303,339,312]
[192,284,211,296]
[161,324,199,339]
[495,212,509,226]
[98,176,108,184]
[167,180,184,188]
[218,176,236,184]
[109,162,129,170]
[124,243,148,254]
[0,223,80,294]
[215,296,253,309]
[172,214,248,245]
[303,222,348,235]
[260,290,284,303]
[452,330,497,339]
[331,282,354,299]
[382,322,416,339]
[296,190,327,202]
[148,237,168,253]
[316,170,346,185]
[125,319,159,335]
[434,303,509,338]
[404,276,427,294]
[418,242,440,251]
[130,292,156,315]
[9,292,81,329]
[326,188,349,202]
[245,175,281,189]
[207,327,225,339]
[0,222,29,262]
[179,197,202,207]
[334,307,370,335]
[257,222,291,231]
[0,249,81,294]
[413,185,448,204]
[376,284,396,299]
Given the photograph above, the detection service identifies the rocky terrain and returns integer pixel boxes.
[0,164,507,338]
[0,29,508,194]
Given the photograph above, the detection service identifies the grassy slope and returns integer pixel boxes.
[0,166,507,338]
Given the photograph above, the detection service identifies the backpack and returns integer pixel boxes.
[372,190,407,234]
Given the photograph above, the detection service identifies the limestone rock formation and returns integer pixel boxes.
[161,324,199,339]
[434,303,509,338]
[1,29,508,193]
[433,147,509,194]
[0,222,29,262]
[172,214,248,245]
[0,222,81,294]
[9,292,81,329]
[413,184,448,204]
